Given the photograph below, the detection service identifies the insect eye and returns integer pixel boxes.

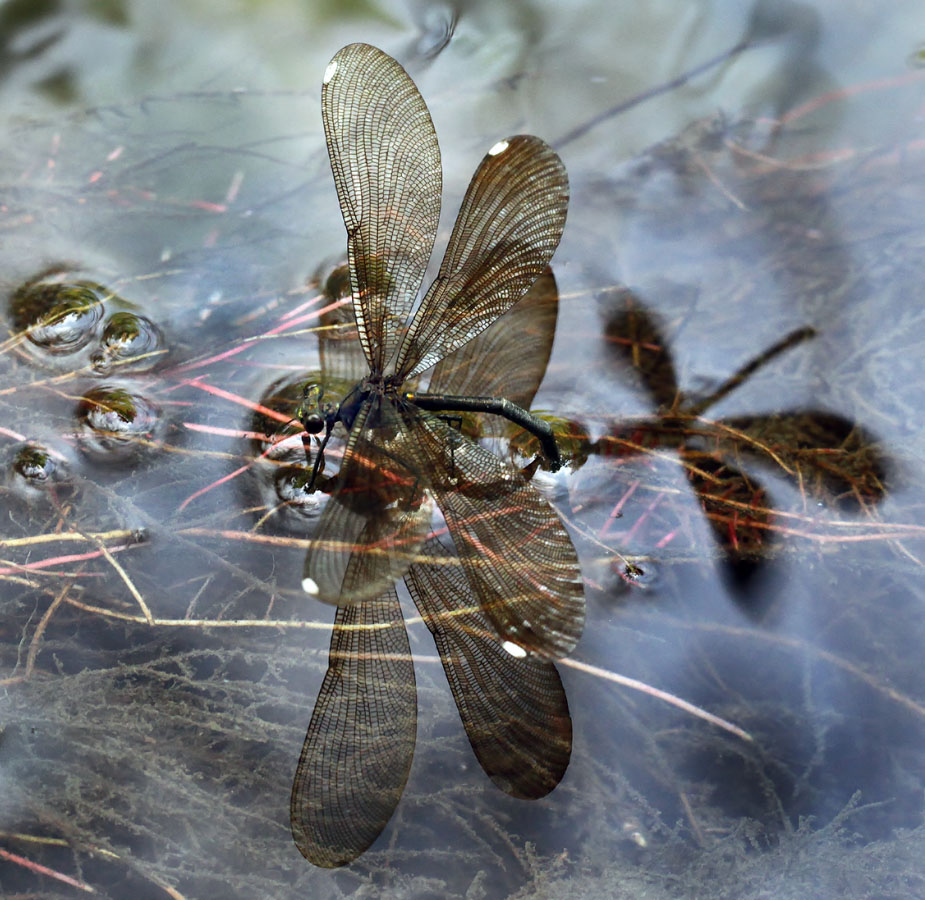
[302,413,324,434]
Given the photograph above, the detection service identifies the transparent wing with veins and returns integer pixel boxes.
[399,406,584,660]
[426,267,560,412]
[290,586,415,867]
[407,537,571,798]
[395,135,568,379]
[321,42,442,373]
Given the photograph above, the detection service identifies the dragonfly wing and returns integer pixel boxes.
[290,587,416,867]
[396,135,568,378]
[427,267,560,412]
[321,43,442,372]
[318,298,370,387]
[407,538,571,798]
[402,407,584,659]
[303,396,434,605]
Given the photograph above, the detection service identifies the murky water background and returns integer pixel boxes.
[1,1,924,897]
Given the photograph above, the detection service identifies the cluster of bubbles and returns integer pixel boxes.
[5,273,168,490]
[10,276,164,374]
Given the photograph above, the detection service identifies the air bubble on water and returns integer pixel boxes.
[75,385,162,463]
[10,280,106,355]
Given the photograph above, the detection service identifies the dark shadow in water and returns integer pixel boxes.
[0,0,64,75]
[594,296,888,613]
[562,2,894,612]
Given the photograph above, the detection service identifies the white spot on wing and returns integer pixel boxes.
[488,139,510,156]
[501,639,528,658]
[302,575,320,595]
[323,60,338,85]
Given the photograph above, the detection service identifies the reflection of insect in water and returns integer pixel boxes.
[598,297,888,595]
[290,43,585,867]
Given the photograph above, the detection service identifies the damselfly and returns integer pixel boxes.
[290,43,584,867]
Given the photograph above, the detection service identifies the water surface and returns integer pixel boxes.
[1,1,924,898]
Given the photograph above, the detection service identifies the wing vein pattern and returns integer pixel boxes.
[407,538,571,798]
[291,586,416,867]
[396,135,568,378]
[322,43,443,373]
